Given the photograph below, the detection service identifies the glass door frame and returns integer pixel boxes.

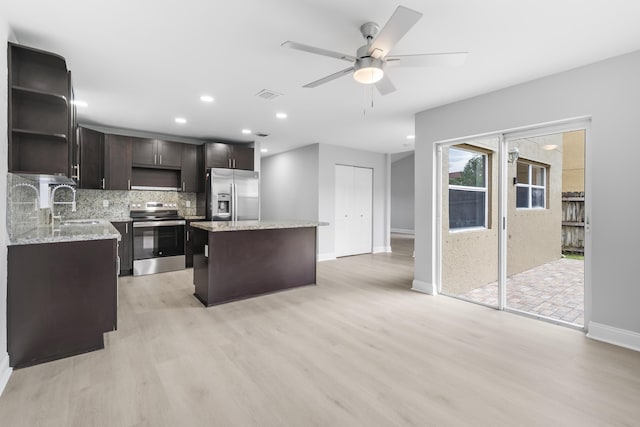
[435,117,591,330]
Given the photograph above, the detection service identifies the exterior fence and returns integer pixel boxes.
[562,192,585,253]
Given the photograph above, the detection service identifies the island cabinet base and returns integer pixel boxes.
[193,227,317,306]
[8,239,118,369]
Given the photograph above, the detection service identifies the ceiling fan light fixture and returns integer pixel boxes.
[353,57,384,84]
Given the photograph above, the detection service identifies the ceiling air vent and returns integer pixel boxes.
[254,132,269,138]
[255,89,282,101]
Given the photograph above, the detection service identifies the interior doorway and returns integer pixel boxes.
[437,123,587,328]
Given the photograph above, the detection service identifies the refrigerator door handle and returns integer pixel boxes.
[233,182,238,222]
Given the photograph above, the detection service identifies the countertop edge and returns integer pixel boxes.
[191,220,328,232]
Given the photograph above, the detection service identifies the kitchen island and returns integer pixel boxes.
[191,220,326,306]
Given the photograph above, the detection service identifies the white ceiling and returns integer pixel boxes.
[3,0,640,156]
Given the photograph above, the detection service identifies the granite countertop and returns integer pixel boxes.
[184,215,206,220]
[191,220,329,232]
[8,219,122,246]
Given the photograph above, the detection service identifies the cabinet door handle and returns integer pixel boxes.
[228,158,231,168]
[102,178,106,189]
[159,154,162,164]
[154,153,157,164]
[125,223,128,233]
[186,231,190,241]
[182,181,185,191]
[233,159,236,169]
[128,179,131,190]
[72,164,80,180]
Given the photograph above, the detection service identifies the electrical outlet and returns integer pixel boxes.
[186,200,191,208]
[103,199,109,208]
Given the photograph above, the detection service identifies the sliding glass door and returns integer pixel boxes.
[439,137,500,307]
[504,130,585,327]
[438,124,587,328]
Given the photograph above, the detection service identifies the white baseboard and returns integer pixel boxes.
[411,280,437,295]
[317,252,336,262]
[391,228,415,235]
[373,246,392,254]
[0,352,12,397]
[587,322,640,352]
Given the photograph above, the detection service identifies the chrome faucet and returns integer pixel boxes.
[50,184,77,226]
[12,183,40,211]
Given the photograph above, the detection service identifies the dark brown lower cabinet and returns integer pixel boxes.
[111,221,133,275]
[185,220,193,268]
[8,238,118,368]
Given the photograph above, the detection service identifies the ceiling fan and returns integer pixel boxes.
[282,5,467,95]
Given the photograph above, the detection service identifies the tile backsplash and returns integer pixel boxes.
[7,172,198,238]
[58,189,198,220]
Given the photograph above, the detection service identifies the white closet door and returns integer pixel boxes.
[353,167,373,254]
[334,165,373,257]
[335,165,353,257]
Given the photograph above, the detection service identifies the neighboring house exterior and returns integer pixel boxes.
[441,134,563,295]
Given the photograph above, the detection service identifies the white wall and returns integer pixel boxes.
[1,17,14,395]
[261,144,319,221]
[414,49,640,349]
[390,153,415,233]
[318,144,390,259]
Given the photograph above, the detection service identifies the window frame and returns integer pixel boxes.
[448,147,489,232]
[515,161,547,210]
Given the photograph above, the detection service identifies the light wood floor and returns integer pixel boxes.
[1,248,639,426]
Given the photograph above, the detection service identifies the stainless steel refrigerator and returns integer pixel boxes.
[205,168,260,221]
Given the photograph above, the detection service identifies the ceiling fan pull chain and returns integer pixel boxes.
[371,84,374,109]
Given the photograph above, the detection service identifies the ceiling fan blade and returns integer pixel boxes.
[386,52,468,67]
[375,74,396,95]
[369,6,423,59]
[303,67,355,88]
[282,41,356,63]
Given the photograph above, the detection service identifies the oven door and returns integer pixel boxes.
[132,220,185,275]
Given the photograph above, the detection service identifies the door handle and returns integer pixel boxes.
[154,154,157,164]
[159,154,162,164]
[102,177,106,189]
[128,179,131,190]
[125,223,128,234]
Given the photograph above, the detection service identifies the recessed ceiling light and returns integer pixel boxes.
[200,95,214,103]
[242,129,252,134]
[276,112,287,119]
[261,148,269,153]
[175,117,187,124]
[542,144,558,150]
[406,135,415,140]
[71,100,88,107]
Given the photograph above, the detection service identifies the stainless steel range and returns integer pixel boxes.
[131,202,185,276]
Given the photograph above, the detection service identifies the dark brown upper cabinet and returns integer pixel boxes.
[8,42,71,176]
[132,138,182,168]
[77,127,104,189]
[104,134,132,190]
[203,142,254,171]
[181,143,202,192]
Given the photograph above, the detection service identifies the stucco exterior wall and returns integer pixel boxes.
[506,134,563,275]
[562,130,585,192]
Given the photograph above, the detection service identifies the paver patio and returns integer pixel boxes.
[460,258,584,326]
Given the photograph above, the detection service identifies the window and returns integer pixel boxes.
[448,147,487,230]
[515,161,547,209]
